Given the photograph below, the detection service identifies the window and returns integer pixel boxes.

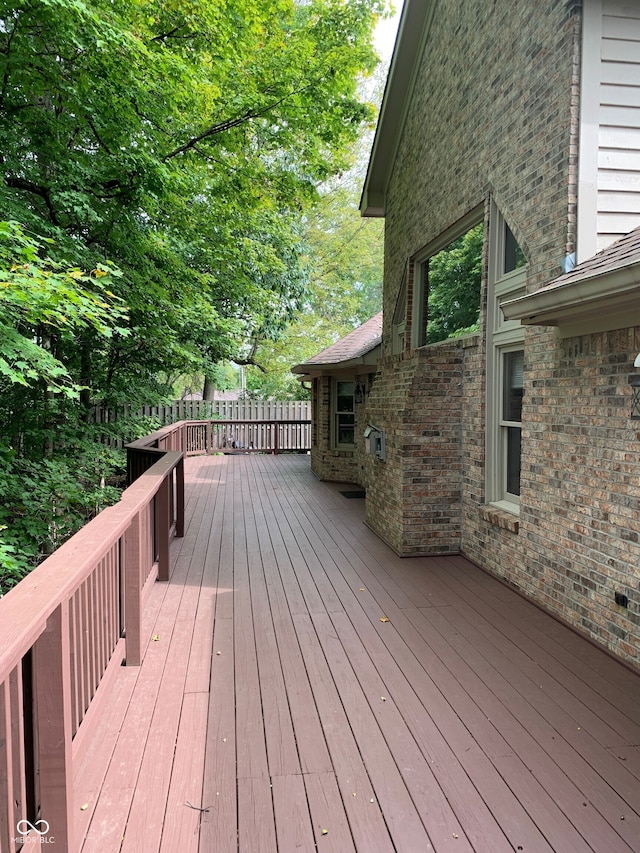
[504,225,527,274]
[312,378,319,446]
[410,207,483,349]
[486,204,527,510]
[392,270,407,354]
[332,379,355,448]
[502,349,524,498]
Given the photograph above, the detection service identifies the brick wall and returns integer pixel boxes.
[360,0,640,666]
[367,0,580,545]
[362,335,484,556]
[520,326,640,660]
[310,374,372,486]
[382,1,579,314]
[459,323,640,664]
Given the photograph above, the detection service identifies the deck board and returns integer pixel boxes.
[199,615,237,852]
[76,453,640,853]
[158,691,209,852]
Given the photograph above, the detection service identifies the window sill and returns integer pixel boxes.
[481,503,520,534]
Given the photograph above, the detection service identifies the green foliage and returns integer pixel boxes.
[0,0,388,579]
[0,0,386,403]
[0,436,126,595]
[0,221,127,395]
[426,224,483,344]
[248,163,385,398]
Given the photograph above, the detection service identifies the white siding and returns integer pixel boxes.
[578,0,640,257]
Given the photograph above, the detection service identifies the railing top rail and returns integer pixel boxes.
[125,421,185,451]
[184,419,312,425]
[0,450,182,682]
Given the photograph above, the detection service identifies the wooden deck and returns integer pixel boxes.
[75,453,640,853]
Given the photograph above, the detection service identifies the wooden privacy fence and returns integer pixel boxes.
[91,398,311,425]
[0,426,184,852]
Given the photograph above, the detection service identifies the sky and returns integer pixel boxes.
[373,4,401,62]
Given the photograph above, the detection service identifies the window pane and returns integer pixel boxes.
[503,351,524,422]
[426,222,483,343]
[337,414,355,445]
[336,381,354,413]
[504,223,526,273]
[506,426,521,496]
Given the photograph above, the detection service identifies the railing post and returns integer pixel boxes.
[0,679,16,853]
[33,602,74,852]
[176,457,185,538]
[274,422,280,455]
[124,514,143,667]
[206,420,212,455]
[157,475,170,582]
[9,667,26,837]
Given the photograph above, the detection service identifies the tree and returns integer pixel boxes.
[246,116,386,399]
[0,221,126,395]
[0,0,389,586]
[0,0,387,405]
[426,224,483,343]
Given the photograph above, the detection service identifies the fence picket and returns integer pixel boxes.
[90,399,309,425]
[89,400,310,448]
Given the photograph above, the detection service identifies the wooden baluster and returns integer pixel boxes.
[175,457,185,538]
[124,514,143,666]
[33,603,73,852]
[157,475,170,582]
[9,666,26,834]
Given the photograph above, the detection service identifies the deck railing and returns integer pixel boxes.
[0,417,309,851]
[126,419,311,480]
[0,433,184,852]
[185,418,311,455]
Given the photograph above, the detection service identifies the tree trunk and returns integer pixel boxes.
[79,336,92,422]
[203,375,216,401]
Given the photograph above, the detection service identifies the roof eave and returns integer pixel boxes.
[502,263,640,327]
[291,346,382,379]
[359,1,436,218]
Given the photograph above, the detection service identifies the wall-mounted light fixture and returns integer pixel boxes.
[630,353,640,419]
[354,378,367,405]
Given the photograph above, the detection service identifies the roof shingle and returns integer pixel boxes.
[292,312,383,372]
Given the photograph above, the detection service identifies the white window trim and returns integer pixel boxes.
[486,202,527,513]
[499,346,524,506]
[410,261,428,348]
[393,322,406,354]
[331,378,356,450]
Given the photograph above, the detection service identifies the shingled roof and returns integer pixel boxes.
[291,312,383,376]
[502,226,640,332]
[541,227,640,292]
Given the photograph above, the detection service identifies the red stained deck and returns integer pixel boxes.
[75,453,640,853]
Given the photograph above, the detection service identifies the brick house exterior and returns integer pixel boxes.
[300,0,640,667]
[292,313,382,484]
